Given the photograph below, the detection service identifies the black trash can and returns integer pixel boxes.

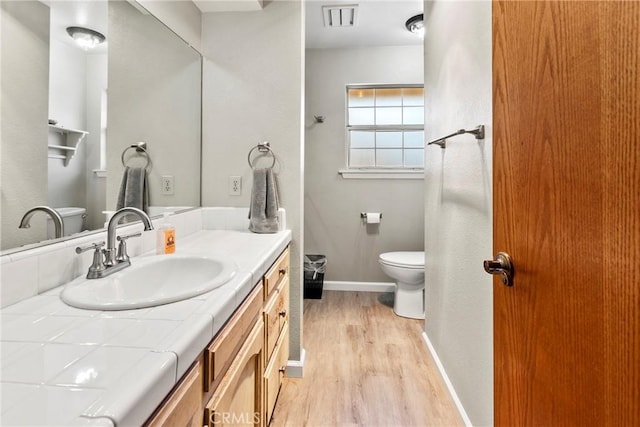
[304,254,327,299]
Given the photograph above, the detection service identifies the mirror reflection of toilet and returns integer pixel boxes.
[378,251,425,319]
[46,207,86,239]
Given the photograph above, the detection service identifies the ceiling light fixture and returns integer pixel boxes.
[66,26,106,50]
[405,14,424,37]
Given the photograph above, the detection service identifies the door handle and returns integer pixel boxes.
[483,252,514,286]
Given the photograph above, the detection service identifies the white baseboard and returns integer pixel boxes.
[323,280,395,292]
[285,348,305,378]
[422,332,472,427]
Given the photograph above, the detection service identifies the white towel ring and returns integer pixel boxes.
[247,142,276,169]
[121,142,151,171]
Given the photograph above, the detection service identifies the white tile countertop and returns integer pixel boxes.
[0,229,291,426]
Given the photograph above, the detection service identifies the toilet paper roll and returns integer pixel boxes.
[365,213,381,224]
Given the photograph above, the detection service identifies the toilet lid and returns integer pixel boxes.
[379,251,424,268]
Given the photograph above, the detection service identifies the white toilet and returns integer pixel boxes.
[47,207,87,239]
[378,251,425,319]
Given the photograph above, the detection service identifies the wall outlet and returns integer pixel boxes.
[162,175,174,195]
[229,176,242,196]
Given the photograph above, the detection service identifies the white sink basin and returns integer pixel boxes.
[61,254,237,310]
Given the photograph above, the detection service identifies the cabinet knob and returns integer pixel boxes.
[278,268,286,276]
[279,366,286,374]
[278,309,287,317]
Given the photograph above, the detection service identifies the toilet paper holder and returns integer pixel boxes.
[360,212,382,220]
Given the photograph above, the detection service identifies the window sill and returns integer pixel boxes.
[338,169,424,180]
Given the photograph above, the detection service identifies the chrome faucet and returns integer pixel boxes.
[19,206,65,238]
[105,207,153,267]
[76,207,153,279]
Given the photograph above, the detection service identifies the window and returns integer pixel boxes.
[345,85,424,174]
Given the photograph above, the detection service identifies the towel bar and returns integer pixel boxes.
[427,125,485,149]
[247,141,276,169]
[121,142,151,171]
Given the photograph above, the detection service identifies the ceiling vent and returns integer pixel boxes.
[322,5,358,28]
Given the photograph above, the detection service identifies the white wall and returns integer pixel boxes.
[0,1,50,250]
[107,0,202,212]
[49,39,86,130]
[48,39,87,210]
[201,0,304,361]
[137,0,202,53]
[85,53,108,230]
[48,25,108,233]
[305,46,424,282]
[423,1,493,425]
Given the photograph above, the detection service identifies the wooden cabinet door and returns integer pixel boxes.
[206,320,265,427]
[264,289,281,363]
[146,360,203,427]
[264,322,289,425]
[493,1,640,425]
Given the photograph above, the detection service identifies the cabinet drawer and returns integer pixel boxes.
[264,247,289,298]
[276,276,289,333]
[205,283,264,392]
[146,359,203,427]
[205,319,264,427]
[263,289,280,363]
[264,322,289,424]
[264,276,290,364]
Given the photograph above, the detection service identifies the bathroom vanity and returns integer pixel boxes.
[0,208,292,426]
[147,247,290,426]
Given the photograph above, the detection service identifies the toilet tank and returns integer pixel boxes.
[47,207,86,239]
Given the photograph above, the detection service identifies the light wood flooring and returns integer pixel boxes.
[270,291,464,427]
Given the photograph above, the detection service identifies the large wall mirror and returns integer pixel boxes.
[0,0,202,254]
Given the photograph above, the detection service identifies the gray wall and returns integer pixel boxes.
[305,46,424,282]
[0,1,50,250]
[107,0,202,212]
[423,1,493,425]
[201,1,305,361]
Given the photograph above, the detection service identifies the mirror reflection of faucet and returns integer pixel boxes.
[18,206,65,239]
[76,207,154,279]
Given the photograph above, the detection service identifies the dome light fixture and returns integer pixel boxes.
[405,14,424,37]
[66,26,106,50]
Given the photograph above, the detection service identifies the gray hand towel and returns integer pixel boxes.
[116,166,149,213]
[249,167,279,233]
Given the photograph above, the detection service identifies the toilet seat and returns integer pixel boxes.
[379,251,424,269]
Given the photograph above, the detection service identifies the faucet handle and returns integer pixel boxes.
[116,232,141,263]
[75,241,105,254]
[117,232,142,242]
[75,242,106,279]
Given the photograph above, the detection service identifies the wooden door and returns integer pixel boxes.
[493,1,639,425]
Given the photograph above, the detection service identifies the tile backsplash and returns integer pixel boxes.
[1,207,285,309]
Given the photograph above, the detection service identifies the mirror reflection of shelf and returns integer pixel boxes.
[47,124,89,166]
